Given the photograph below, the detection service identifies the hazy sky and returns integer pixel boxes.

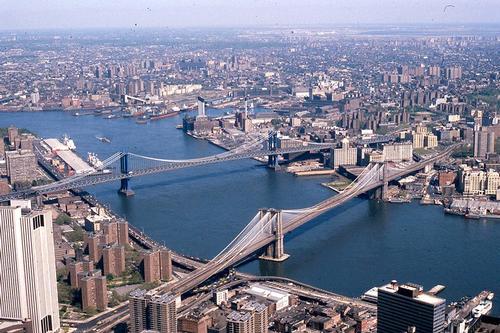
[1,0,499,30]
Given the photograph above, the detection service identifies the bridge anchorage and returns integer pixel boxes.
[118,153,134,196]
[258,208,289,262]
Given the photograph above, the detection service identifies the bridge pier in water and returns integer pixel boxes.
[259,208,289,262]
[118,153,135,196]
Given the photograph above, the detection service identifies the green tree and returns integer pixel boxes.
[55,213,72,225]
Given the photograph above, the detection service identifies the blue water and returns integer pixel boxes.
[1,111,499,314]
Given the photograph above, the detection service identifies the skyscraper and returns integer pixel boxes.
[377,281,446,333]
[0,204,60,333]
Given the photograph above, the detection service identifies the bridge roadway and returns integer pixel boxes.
[0,143,334,202]
[167,144,458,296]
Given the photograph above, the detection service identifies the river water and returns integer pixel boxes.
[1,111,498,313]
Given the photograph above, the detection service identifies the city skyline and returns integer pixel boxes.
[1,0,500,30]
[0,4,498,330]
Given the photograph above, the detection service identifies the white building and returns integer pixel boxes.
[458,165,500,196]
[246,284,289,311]
[382,142,413,162]
[0,203,60,333]
[331,138,357,169]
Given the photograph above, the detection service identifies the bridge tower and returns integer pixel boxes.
[379,161,389,201]
[259,209,289,262]
[267,132,280,170]
[118,153,135,196]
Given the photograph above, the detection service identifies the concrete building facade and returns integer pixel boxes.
[0,205,60,333]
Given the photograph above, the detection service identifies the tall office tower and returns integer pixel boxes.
[0,205,60,333]
[197,96,206,118]
[227,311,254,333]
[377,282,446,333]
[129,290,177,333]
[5,150,37,184]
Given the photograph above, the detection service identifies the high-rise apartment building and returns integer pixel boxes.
[377,282,446,333]
[79,270,108,311]
[241,302,268,333]
[5,149,38,184]
[102,244,125,276]
[445,66,462,80]
[0,205,60,333]
[101,220,129,245]
[7,126,19,145]
[68,259,94,288]
[129,290,177,333]
[227,311,254,333]
[142,249,173,283]
[473,127,495,158]
[84,233,102,263]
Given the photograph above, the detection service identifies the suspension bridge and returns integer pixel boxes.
[163,144,457,295]
[0,133,334,202]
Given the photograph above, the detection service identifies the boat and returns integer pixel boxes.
[87,152,104,169]
[136,115,149,124]
[487,293,495,301]
[150,111,180,121]
[472,300,492,318]
[104,114,117,119]
[96,136,111,143]
[61,134,76,150]
[176,124,183,129]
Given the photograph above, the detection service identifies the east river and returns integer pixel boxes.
[1,111,498,314]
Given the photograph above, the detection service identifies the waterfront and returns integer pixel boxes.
[1,111,499,314]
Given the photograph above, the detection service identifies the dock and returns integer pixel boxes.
[294,169,336,176]
[428,284,446,295]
